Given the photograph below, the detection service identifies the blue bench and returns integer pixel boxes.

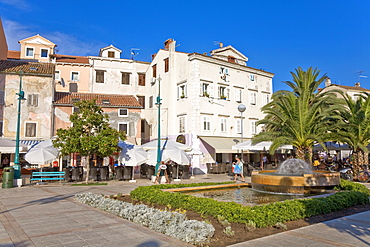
[30,171,65,181]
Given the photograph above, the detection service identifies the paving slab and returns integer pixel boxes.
[1,173,369,247]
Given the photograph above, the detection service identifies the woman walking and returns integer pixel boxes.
[233,157,245,182]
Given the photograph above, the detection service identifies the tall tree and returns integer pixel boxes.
[334,92,370,177]
[252,67,340,163]
[53,100,126,182]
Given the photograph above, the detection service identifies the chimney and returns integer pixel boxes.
[164,38,173,51]
[219,42,223,48]
[355,82,360,87]
[325,77,331,87]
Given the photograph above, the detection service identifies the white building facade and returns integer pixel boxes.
[144,39,274,172]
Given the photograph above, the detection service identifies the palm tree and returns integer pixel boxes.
[252,67,340,164]
[334,92,370,177]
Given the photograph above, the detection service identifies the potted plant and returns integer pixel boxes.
[180,93,186,99]
[220,95,226,100]
[203,92,209,97]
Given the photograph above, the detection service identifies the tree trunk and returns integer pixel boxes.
[352,149,367,178]
[296,147,312,164]
[85,155,90,184]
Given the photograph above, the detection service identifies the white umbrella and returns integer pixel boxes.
[25,140,59,165]
[141,139,192,152]
[147,147,191,166]
[119,145,147,167]
[118,141,147,181]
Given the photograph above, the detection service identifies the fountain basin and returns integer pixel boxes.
[251,170,340,194]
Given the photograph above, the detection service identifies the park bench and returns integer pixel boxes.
[30,171,65,181]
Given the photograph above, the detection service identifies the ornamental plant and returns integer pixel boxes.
[75,192,215,246]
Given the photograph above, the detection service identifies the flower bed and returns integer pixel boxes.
[130,180,370,228]
[75,192,215,246]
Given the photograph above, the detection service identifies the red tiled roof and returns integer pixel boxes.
[54,54,89,64]
[7,50,20,59]
[0,60,55,75]
[334,84,370,92]
[54,92,142,108]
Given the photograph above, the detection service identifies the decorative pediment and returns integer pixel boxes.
[19,34,56,47]
[99,45,122,58]
[210,45,248,65]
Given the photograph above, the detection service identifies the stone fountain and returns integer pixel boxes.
[251,158,340,194]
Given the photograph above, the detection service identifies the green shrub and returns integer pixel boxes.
[130,182,369,228]
[334,179,370,196]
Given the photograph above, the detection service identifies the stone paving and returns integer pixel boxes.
[0,173,369,247]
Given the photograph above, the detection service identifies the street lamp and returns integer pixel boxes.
[237,104,246,161]
[155,76,162,174]
[14,71,25,177]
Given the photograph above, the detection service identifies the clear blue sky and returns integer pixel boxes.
[1,0,369,91]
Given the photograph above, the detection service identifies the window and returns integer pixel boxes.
[179,116,185,133]
[220,67,229,81]
[69,83,78,92]
[220,118,227,132]
[55,70,60,80]
[73,106,80,113]
[202,116,211,131]
[219,86,229,100]
[235,88,242,102]
[137,96,145,108]
[119,109,128,117]
[250,120,257,135]
[0,91,4,105]
[96,70,105,83]
[121,72,130,85]
[25,122,36,137]
[164,58,169,72]
[27,94,38,106]
[263,93,270,105]
[26,47,34,57]
[138,73,146,86]
[102,99,110,104]
[71,72,79,82]
[152,64,157,78]
[249,91,257,105]
[149,96,153,108]
[41,49,48,58]
[236,119,241,134]
[201,83,213,97]
[177,84,187,99]
[219,67,229,75]
[108,51,115,58]
[250,74,255,81]
[119,123,129,134]
[228,56,236,63]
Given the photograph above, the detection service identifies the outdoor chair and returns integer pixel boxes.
[115,166,124,180]
[71,167,81,181]
[89,167,98,181]
[64,168,72,181]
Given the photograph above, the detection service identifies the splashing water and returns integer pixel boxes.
[277,158,312,175]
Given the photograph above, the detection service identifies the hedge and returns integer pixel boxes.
[130,180,369,228]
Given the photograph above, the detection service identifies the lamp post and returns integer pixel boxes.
[14,71,25,172]
[155,76,162,174]
[237,104,246,161]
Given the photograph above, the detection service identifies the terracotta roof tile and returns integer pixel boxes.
[0,60,55,75]
[335,84,370,92]
[54,54,89,64]
[54,92,142,108]
[7,50,20,59]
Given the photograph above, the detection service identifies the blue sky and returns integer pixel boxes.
[1,0,369,91]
